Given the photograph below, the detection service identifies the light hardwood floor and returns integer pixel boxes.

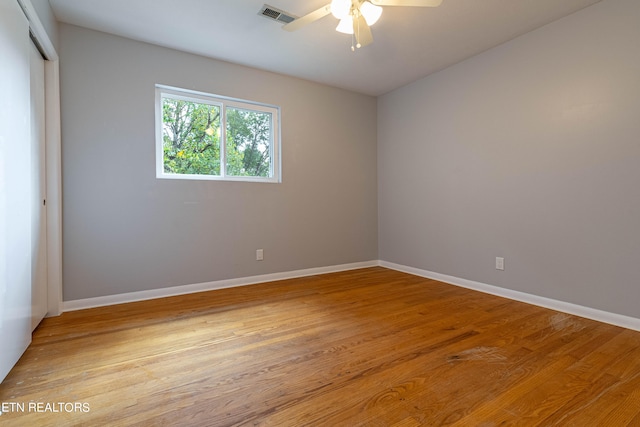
[1,267,639,426]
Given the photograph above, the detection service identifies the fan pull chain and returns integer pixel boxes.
[351,13,361,51]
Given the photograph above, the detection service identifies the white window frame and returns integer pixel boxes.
[155,85,281,183]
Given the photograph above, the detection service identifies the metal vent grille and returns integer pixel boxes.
[258,5,296,24]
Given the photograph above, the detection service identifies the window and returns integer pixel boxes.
[155,85,280,182]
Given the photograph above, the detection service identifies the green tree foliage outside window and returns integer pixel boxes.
[226,107,271,177]
[162,98,221,175]
[162,98,272,178]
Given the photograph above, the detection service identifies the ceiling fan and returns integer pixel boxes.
[282,0,443,50]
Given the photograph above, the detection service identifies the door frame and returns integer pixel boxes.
[18,0,62,317]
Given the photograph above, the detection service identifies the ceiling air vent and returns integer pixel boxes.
[258,4,296,24]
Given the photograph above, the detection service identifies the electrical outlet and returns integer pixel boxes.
[496,257,504,271]
[256,249,264,261]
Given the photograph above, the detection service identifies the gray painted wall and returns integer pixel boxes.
[378,0,640,318]
[60,24,378,300]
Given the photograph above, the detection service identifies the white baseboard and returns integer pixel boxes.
[64,259,640,332]
[380,260,640,332]
[63,260,379,312]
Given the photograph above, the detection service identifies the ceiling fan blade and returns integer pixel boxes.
[353,15,373,47]
[370,0,442,7]
[282,4,332,32]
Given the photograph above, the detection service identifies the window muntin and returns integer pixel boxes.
[156,86,280,182]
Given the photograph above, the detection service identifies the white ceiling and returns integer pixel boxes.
[48,0,602,96]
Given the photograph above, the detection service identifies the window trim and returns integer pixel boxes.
[155,84,281,183]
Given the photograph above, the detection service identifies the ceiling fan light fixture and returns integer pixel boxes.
[284,0,443,51]
[336,16,354,34]
[330,0,351,19]
[360,1,382,26]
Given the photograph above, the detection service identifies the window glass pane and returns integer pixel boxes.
[225,107,272,177]
[162,97,221,176]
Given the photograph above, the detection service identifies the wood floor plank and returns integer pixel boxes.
[1,267,639,426]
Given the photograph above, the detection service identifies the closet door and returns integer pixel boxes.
[31,41,48,331]
[0,0,33,382]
